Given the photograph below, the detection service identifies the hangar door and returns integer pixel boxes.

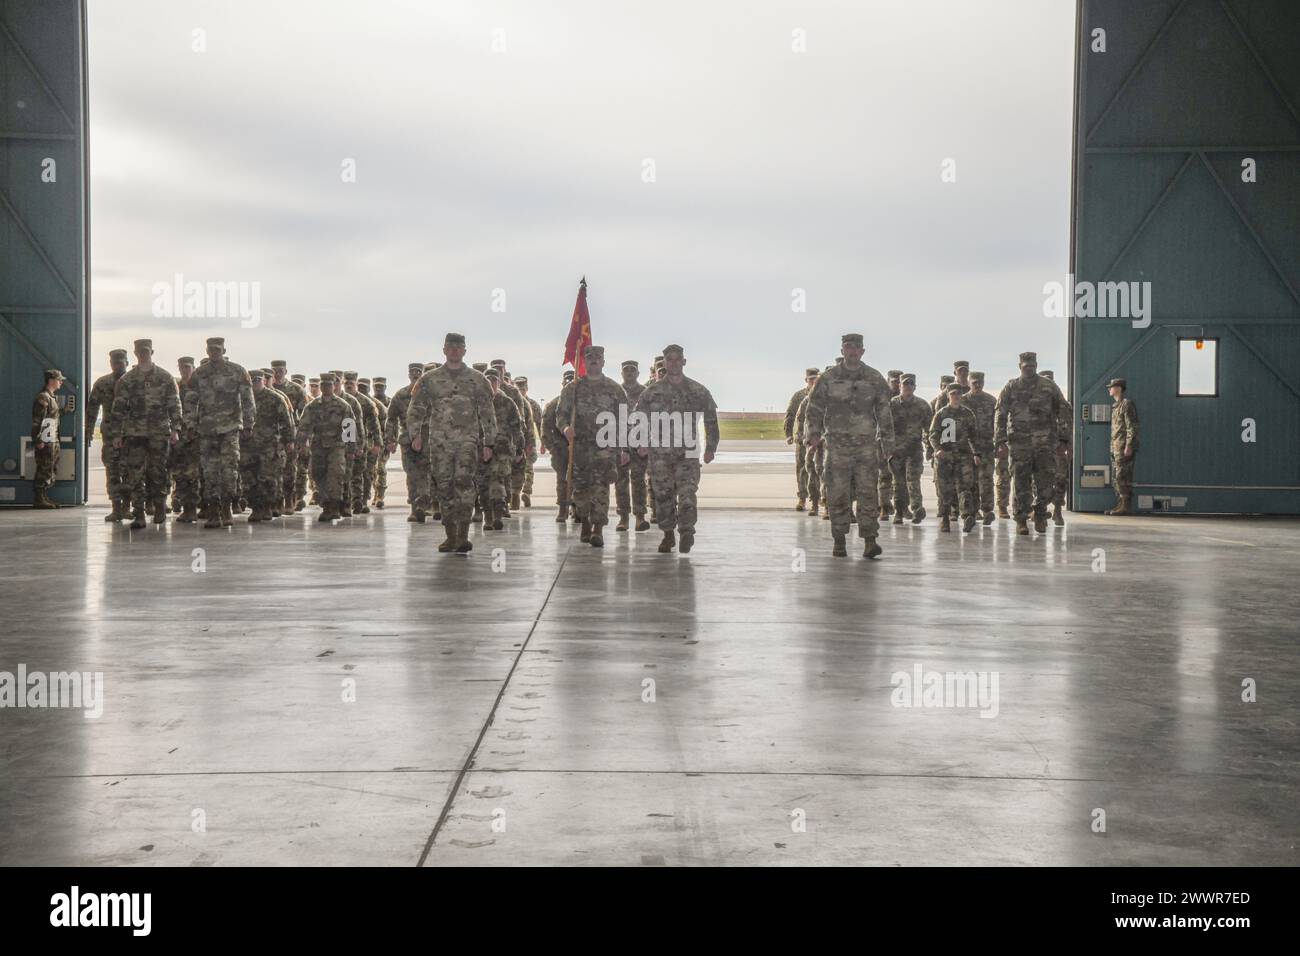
[0,0,88,505]
[1071,0,1300,514]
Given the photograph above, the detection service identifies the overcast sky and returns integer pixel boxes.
[88,0,1077,408]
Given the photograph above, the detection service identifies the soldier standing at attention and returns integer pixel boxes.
[270,361,307,513]
[929,383,983,533]
[187,336,255,528]
[784,369,817,511]
[243,370,295,522]
[1106,378,1139,515]
[794,386,821,517]
[636,343,719,554]
[993,351,1067,536]
[296,373,356,522]
[86,348,131,520]
[877,369,903,518]
[371,376,391,509]
[557,345,629,548]
[111,339,182,529]
[888,373,931,524]
[385,362,429,522]
[964,371,998,525]
[343,372,382,514]
[331,370,365,517]
[173,356,201,523]
[30,369,66,509]
[543,370,574,523]
[616,359,651,532]
[514,377,543,509]
[483,368,524,530]
[407,333,498,554]
[805,333,895,559]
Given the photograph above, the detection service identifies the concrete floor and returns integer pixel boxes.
[1,447,1297,865]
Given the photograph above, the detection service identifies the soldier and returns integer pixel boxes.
[341,372,381,513]
[186,337,255,528]
[557,345,629,547]
[111,339,183,528]
[615,359,651,531]
[407,333,498,554]
[331,370,365,517]
[994,351,1067,535]
[357,376,387,511]
[86,348,130,520]
[805,334,895,559]
[543,370,574,522]
[483,368,524,530]
[385,363,430,522]
[784,370,816,510]
[888,373,931,524]
[877,369,903,518]
[965,371,998,524]
[307,377,320,401]
[270,361,307,512]
[172,356,202,523]
[30,369,66,508]
[371,376,391,509]
[300,377,320,507]
[794,389,823,517]
[296,373,356,522]
[489,359,531,513]
[1105,378,1139,515]
[929,383,983,533]
[635,344,719,554]
[515,376,543,508]
[1040,370,1072,525]
[243,370,296,522]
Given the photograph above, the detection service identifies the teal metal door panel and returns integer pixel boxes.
[0,0,88,505]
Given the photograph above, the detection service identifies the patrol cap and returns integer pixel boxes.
[343,371,358,381]
[249,369,266,381]
[261,368,273,377]
[206,337,225,348]
[1019,351,1037,365]
[358,377,371,386]
[841,333,864,347]
[133,338,153,351]
[45,368,66,382]
[1040,370,1054,381]
[319,373,337,385]
[562,369,575,383]
[291,373,306,383]
[109,348,129,361]
[953,359,969,371]
[178,356,196,366]
[490,358,507,368]
[887,369,903,378]
[901,373,917,385]
[408,362,425,373]
[940,375,955,385]
[804,367,820,378]
[372,377,386,385]
[946,383,964,394]
[270,359,288,368]
[621,360,639,370]
[472,362,489,371]
[662,344,684,357]
[969,371,985,383]
[514,376,529,387]
[584,345,605,360]
[331,369,344,378]
[484,368,501,381]
[444,332,466,347]
[308,377,320,385]
[1107,378,1127,390]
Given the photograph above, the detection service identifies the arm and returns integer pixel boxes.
[804,377,828,444]
[239,371,255,432]
[85,384,101,445]
[783,389,801,440]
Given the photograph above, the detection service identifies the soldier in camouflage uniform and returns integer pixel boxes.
[1040,370,1072,525]
[296,374,356,522]
[357,377,386,509]
[1106,378,1139,515]
[877,369,903,518]
[299,377,318,507]
[330,370,364,516]
[483,368,525,530]
[241,370,296,521]
[270,361,307,512]
[385,363,430,522]
[794,389,823,517]
[186,336,255,528]
[515,377,543,508]
[994,351,1068,536]
[635,344,719,554]
[86,348,130,520]
[888,373,930,523]
[542,370,574,522]
[784,368,819,511]
[489,359,531,514]
[342,372,382,514]
[30,369,65,508]
[371,376,391,508]
[557,345,628,547]
[929,383,983,533]
[255,367,295,516]
[111,339,183,529]
[805,333,895,559]
[172,356,202,523]
[407,333,498,553]
[964,371,998,524]
[615,359,651,531]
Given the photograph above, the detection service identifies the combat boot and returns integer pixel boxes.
[153,499,168,525]
[821,511,830,521]
[374,496,385,510]
[940,516,951,532]
[438,521,457,552]
[296,498,307,512]
[555,506,567,523]
[997,506,1010,519]
[511,491,521,511]
[832,531,847,557]
[678,530,694,554]
[32,488,58,509]
[892,510,904,525]
[616,513,629,532]
[130,506,147,529]
[471,506,483,524]
[317,504,335,522]
[171,498,182,514]
[338,501,352,518]
[809,498,819,517]
[221,500,234,526]
[589,524,605,548]
[911,506,925,524]
[963,515,976,533]
[359,502,371,514]
[178,502,198,524]
[409,505,426,523]
[636,517,650,531]
[1034,513,1048,534]
[248,506,263,523]
[454,523,474,553]
[795,497,806,512]
[234,498,247,514]
[863,538,882,559]
[522,493,531,508]
[658,529,675,553]
[1105,497,1132,516]
[491,503,504,531]
[1053,503,1064,526]
[432,508,442,520]
[1015,518,1029,536]
[105,500,127,521]
[982,510,995,525]
[580,520,592,543]
[271,504,282,518]
[204,501,223,529]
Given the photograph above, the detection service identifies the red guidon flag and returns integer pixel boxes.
[563,276,592,377]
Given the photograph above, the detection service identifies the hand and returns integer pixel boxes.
[113,437,123,450]
[935,449,946,460]
[995,443,1008,460]
[35,441,45,451]
[411,436,423,452]
[619,451,630,466]
[786,436,793,445]
[563,425,575,443]
[973,455,982,466]
[285,443,295,454]
[637,446,649,458]
[481,447,494,463]
[702,449,714,464]
[386,442,396,454]
[168,431,179,446]
[370,445,380,457]
[1124,445,1133,460]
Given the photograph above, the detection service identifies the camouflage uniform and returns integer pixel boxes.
[1040,372,1072,514]
[542,390,569,519]
[271,365,307,510]
[636,367,719,545]
[1108,380,1139,514]
[929,396,979,523]
[385,367,430,517]
[30,375,63,505]
[483,379,524,527]
[519,386,543,503]
[173,365,202,520]
[804,344,895,548]
[555,361,627,535]
[332,375,366,514]
[491,365,531,509]
[242,379,296,519]
[877,371,902,516]
[371,379,391,507]
[888,389,931,519]
[86,360,129,513]
[343,375,381,511]
[784,381,812,502]
[358,379,386,510]
[111,358,183,522]
[994,354,1066,530]
[297,380,356,518]
[616,370,649,526]
[964,376,998,520]
[186,344,255,526]
[406,356,498,539]
[794,394,824,514]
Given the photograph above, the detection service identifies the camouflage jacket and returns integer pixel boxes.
[186,360,255,436]
[337,390,369,447]
[491,391,524,459]
[110,365,183,439]
[889,394,933,455]
[250,387,295,450]
[86,371,126,441]
[273,379,308,419]
[1111,397,1139,452]
[297,393,358,451]
[794,394,810,443]
[406,365,497,449]
[31,389,60,443]
[542,396,565,454]
[556,374,628,450]
[351,389,383,449]
[177,377,198,437]
[636,375,720,458]
[525,396,543,448]
[805,362,895,450]
[963,389,998,455]
[783,386,810,439]
[929,403,980,457]
[994,374,1065,447]
[499,380,532,450]
[384,383,414,448]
